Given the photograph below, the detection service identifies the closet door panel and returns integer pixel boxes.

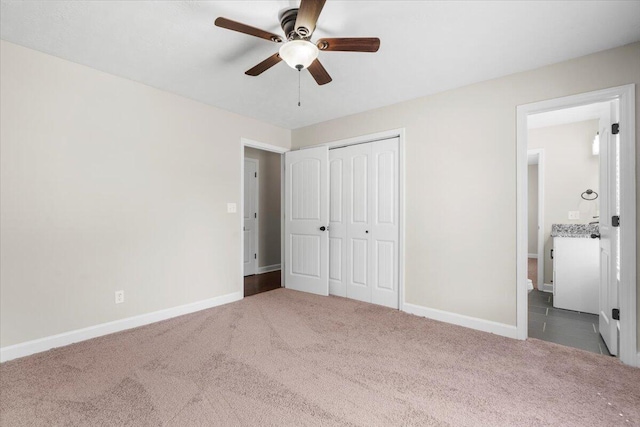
[328,154,347,296]
[371,138,399,308]
[376,240,395,291]
[351,154,368,224]
[345,144,372,303]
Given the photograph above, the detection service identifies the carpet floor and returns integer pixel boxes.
[1,289,639,426]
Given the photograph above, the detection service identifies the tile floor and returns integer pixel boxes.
[528,289,612,356]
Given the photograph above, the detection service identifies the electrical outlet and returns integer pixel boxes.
[227,203,237,213]
[115,290,124,304]
[568,211,580,220]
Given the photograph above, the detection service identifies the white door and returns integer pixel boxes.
[328,151,347,297]
[243,159,258,276]
[598,101,619,355]
[370,138,400,308]
[284,146,329,296]
[345,143,373,303]
[328,138,399,308]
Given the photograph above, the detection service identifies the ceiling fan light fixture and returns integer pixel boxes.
[279,40,319,70]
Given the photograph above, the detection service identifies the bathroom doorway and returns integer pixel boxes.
[527,103,606,354]
[516,85,637,366]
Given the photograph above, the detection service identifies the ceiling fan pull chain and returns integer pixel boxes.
[298,68,301,107]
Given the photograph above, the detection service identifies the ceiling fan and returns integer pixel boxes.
[214,0,380,85]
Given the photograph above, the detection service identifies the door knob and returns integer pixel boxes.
[591,233,601,239]
[319,226,326,231]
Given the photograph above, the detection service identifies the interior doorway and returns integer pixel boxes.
[241,139,287,297]
[516,85,637,366]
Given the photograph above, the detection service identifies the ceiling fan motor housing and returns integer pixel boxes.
[280,8,305,40]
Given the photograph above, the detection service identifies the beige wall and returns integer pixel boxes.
[0,41,290,348]
[244,147,281,268]
[528,165,539,255]
[2,39,639,352]
[291,42,640,339]
[529,120,600,284]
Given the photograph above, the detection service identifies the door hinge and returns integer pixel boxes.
[255,172,257,178]
[612,215,620,227]
[254,213,257,218]
[612,308,620,320]
[612,123,619,135]
[254,254,257,259]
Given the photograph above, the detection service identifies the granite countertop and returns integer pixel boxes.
[551,224,599,238]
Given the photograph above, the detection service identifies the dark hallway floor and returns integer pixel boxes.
[244,270,281,297]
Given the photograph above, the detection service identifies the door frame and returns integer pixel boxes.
[243,157,259,276]
[302,128,406,310]
[240,138,289,293]
[516,85,637,366]
[527,149,546,292]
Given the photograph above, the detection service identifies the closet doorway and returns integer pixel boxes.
[284,131,405,309]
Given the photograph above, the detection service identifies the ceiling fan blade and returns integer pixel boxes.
[295,0,326,37]
[307,59,332,85]
[245,53,283,76]
[316,38,380,52]
[215,17,283,43]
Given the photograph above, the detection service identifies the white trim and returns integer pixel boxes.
[254,159,260,276]
[240,138,288,295]
[295,128,406,310]
[516,84,636,366]
[403,303,518,339]
[617,85,637,367]
[242,138,289,154]
[0,291,243,363]
[304,128,406,151]
[541,283,554,293]
[257,264,281,274]
[528,253,538,259]
[243,157,259,276]
[399,130,406,312]
[281,156,286,289]
[528,148,546,292]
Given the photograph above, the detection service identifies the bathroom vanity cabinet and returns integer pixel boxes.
[552,235,599,314]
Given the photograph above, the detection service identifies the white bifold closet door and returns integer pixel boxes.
[284,146,329,296]
[329,137,399,308]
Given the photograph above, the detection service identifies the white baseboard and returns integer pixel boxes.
[528,253,538,259]
[541,283,554,293]
[0,290,243,363]
[402,303,518,339]
[257,264,281,274]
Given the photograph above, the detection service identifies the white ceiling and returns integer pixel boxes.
[2,1,639,129]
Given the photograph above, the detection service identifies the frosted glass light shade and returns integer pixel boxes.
[279,40,319,70]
